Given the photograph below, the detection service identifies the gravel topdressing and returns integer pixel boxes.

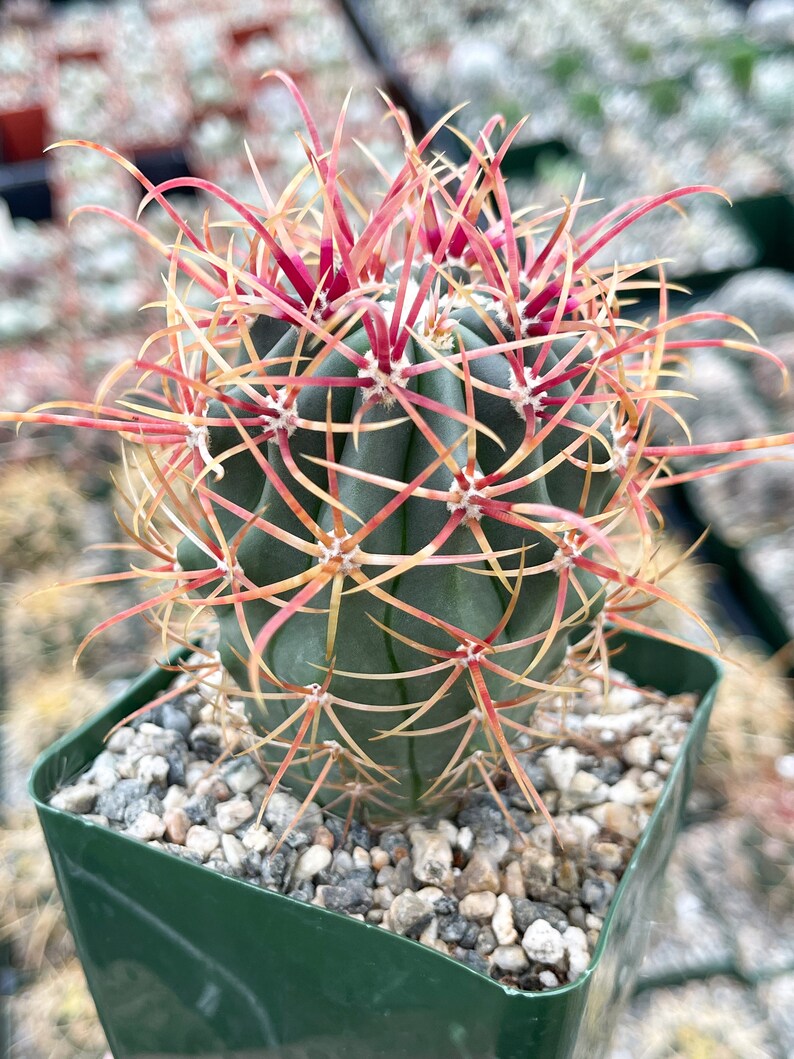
[49,658,696,992]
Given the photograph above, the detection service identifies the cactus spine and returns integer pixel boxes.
[6,74,792,823]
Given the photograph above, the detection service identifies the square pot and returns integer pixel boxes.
[31,631,720,1059]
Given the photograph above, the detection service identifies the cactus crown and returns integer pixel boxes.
[7,74,791,826]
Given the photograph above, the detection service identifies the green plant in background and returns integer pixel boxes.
[4,73,793,825]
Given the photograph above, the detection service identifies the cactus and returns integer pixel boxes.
[5,74,793,823]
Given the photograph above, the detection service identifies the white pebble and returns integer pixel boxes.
[543,746,581,791]
[456,826,475,856]
[492,892,518,945]
[90,765,120,791]
[563,925,590,981]
[411,829,454,889]
[186,825,220,860]
[185,761,211,786]
[216,797,255,833]
[106,727,136,753]
[225,758,265,794]
[136,754,170,786]
[538,970,559,989]
[163,807,190,845]
[126,810,166,841]
[50,783,98,814]
[436,818,458,846]
[242,826,274,853]
[370,846,390,871]
[292,844,333,883]
[415,886,445,906]
[521,920,566,966]
[221,834,246,871]
[660,743,681,764]
[373,886,395,909]
[162,785,188,810]
[492,944,529,973]
[588,802,640,841]
[503,859,526,899]
[352,846,371,869]
[622,736,655,768]
[609,778,640,806]
[459,891,497,921]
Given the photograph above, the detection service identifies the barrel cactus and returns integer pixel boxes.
[7,74,792,823]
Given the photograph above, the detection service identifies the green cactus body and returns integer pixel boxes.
[177,293,614,813]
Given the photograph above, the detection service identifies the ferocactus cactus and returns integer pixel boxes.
[7,74,792,822]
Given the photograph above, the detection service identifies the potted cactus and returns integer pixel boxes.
[7,75,794,1059]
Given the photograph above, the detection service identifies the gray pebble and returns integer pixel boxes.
[458,850,500,895]
[261,851,290,888]
[189,723,223,761]
[96,779,148,822]
[457,799,511,839]
[459,921,480,949]
[322,880,372,915]
[389,891,434,938]
[348,821,372,851]
[264,791,322,836]
[581,875,616,917]
[183,795,215,825]
[454,948,489,974]
[589,756,624,785]
[165,751,186,787]
[123,795,162,827]
[438,914,468,943]
[160,704,192,738]
[475,926,497,956]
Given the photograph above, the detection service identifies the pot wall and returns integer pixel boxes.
[31,632,720,1059]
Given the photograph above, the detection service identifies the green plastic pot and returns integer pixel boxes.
[31,631,720,1059]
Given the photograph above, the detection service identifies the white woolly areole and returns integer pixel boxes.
[553,543,581,571]
[186,422,223,478]
[260,389,298,437]
[311,291,329,324]
[455,640,486,668]
[378,278,457,351]
[357,350,411,407]
[494,298,538,339]
[446,471,487,522]
[318,533,362,575]
[507,366,547,418]
[304,683,331,710]
[215,556,244,580]
[608,424,634,471]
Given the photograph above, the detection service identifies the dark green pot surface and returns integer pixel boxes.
[30,632,720,1059]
